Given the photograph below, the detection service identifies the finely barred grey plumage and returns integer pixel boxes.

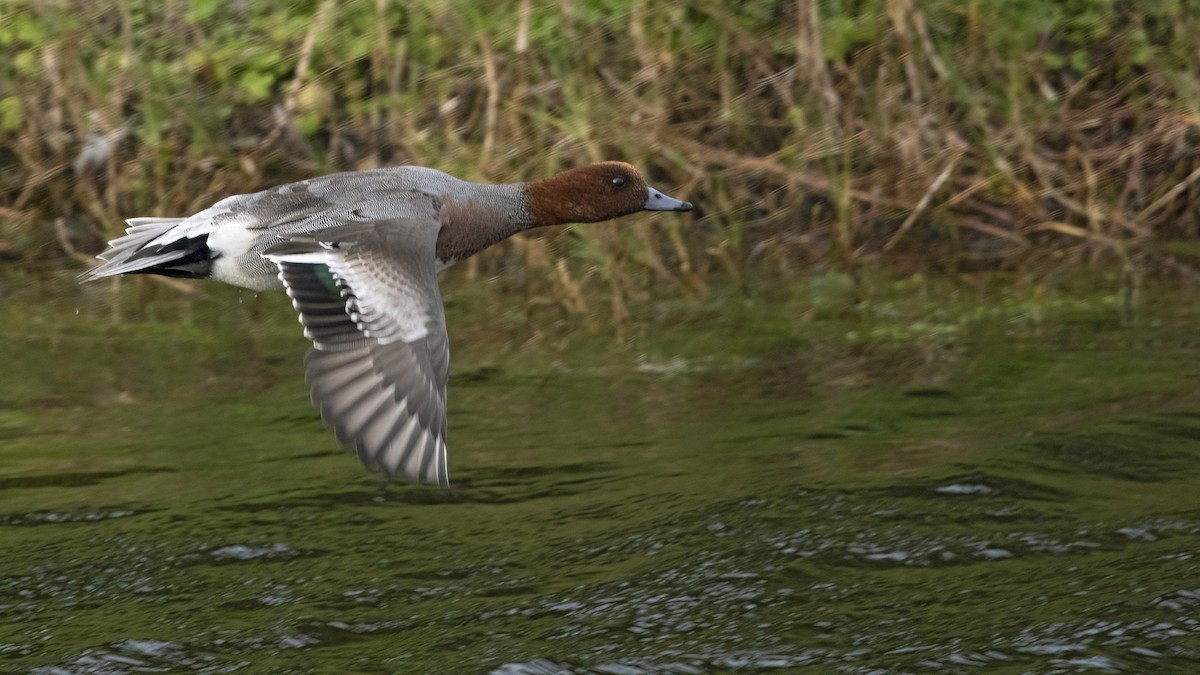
[81,162,693,485]
[266,221,450,484]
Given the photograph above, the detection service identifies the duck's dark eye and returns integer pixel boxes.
[611,176,627,189]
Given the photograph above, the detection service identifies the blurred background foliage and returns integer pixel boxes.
[2,0,1200,308]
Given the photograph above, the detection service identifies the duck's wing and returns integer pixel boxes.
[262,218,450,486]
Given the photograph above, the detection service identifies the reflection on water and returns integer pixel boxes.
[2,275,1200,672]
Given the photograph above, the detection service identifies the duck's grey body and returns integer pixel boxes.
[82,161,693,486]
[90,166,527,292]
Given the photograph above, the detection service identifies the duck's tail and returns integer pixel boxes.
[79,217,214,282]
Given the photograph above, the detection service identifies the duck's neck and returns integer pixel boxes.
[434,182,541,265]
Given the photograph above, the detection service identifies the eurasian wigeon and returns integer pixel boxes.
[83,162,693,486]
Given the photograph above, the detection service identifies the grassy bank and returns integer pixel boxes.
[2,0,1200,311]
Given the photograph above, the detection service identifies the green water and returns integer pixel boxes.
[2,271,1199,673]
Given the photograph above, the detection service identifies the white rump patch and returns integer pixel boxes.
[205,218,261,257]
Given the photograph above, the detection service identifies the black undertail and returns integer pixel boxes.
[124,236,215,279]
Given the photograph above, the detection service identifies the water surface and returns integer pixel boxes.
[2,272,1199,673]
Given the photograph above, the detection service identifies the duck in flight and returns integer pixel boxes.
[82,162,693,486]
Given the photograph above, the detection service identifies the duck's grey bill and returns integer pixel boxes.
[644,185,693,212]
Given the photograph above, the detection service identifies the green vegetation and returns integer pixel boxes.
[2,0,1200,313]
